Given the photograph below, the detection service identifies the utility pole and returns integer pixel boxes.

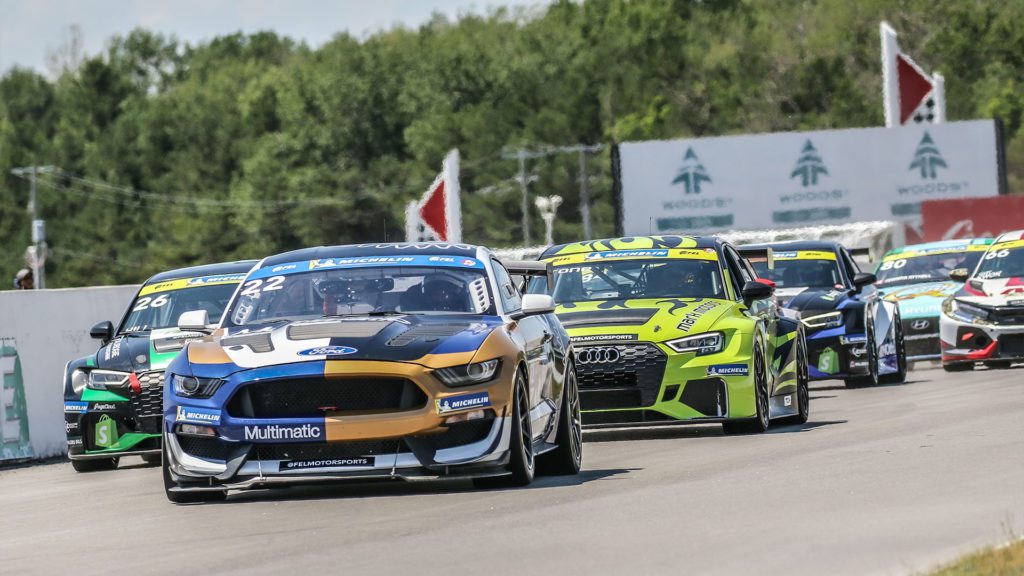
[11,166,55,289]
[503,144,603,246]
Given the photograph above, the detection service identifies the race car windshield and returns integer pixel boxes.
[876,251,984,287]
[225,266,494,327]
[974,246,1024,280]
[544,259,726,303]
[120,284,238,333]
[749,259,842,289]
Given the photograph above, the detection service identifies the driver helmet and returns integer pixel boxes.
[421,277,467,312]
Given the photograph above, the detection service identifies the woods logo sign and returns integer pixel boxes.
[673,148,712,194]
[909,132,947,179]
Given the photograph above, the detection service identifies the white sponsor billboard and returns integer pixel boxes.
[618,120,1002,235]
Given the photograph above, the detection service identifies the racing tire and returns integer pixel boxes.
[474,369,535,488]
[779,331,810,426]
[844,315,879,389]
[942,362,974,372]
[879,313,907,385]
[723,346,770,435]
[71,457,118,473]
[162,438,227,504]
[536,361,582,476]
[141,453,161,465]
[983,360,1013,369]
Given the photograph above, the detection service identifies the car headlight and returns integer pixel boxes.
[944,299,990,324]
[70,369,89,395]
[665,332,724,355]
[434,359,500,387]
[171,374,225,398]
[86,370,129,390]
[801,311,843,329]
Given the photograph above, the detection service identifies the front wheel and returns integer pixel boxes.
[880,312,907,385]
[162,437,227,504]
[536,361,582,476]
[983,360,1012,369]
[780,331,810,425]
[723,346,770,435]
[474,369,535,488]
[845,317,879,389]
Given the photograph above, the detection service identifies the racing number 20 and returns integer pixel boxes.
[240,276,285,297]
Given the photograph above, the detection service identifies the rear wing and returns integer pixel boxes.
[849,247,872,259]
[502,260,554,292]
[736,247,774,270]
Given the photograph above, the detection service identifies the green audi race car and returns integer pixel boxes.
[531,236,808,433]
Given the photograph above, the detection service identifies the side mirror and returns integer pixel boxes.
[852,272,877,291]
[741,280,774,306]
[755,278,776,290]
[511,294,555,320]
[949,268,970,283]
[90,321,114,342]
[177,310,211,333]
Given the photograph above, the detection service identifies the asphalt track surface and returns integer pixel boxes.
[2,365,1022,576]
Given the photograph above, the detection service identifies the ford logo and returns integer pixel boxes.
[910,319,931,331]
[298,346,358,356]
[575,347,621,364]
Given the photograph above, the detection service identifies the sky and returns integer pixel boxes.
[0,0,541,75]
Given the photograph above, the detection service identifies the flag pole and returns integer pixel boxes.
[880,21,900,128]
[932,72,946,124]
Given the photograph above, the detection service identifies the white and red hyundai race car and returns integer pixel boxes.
[940,229,1024,371]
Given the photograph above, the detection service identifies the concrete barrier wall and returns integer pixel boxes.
[0,285,140,462]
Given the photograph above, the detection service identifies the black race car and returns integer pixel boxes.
[63,260,255,472]
[741,241,907,388]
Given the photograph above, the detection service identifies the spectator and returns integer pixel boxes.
[13,269,33,290]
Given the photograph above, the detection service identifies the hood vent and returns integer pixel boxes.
[221,331,274,353]
[387,324,466,347]
[558,308,658,328]
[288,320,392,340]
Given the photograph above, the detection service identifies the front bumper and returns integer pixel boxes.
[164,359,522,491]
[571,336,785,426]
[804,328,869,380]
[939,314,1024,364]
[64,371,165,459]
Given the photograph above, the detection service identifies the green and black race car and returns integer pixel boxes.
[62,260,255,472]
[531,236,808,433]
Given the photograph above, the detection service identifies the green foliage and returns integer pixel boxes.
[0,0,1022,287]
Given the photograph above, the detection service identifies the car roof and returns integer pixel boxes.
[740,240,840,252]
[144,260,257,284]
[994,230,1024,244]
[883,238,993,256]
[259,243,483,268]
[540,235,721,258]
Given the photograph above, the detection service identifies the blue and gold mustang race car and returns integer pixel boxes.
[161,243,581,502]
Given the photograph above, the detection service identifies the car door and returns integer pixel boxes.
[491,260,554,437]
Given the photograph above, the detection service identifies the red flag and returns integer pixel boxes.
[418,178,448,241]
[897,54,934,124]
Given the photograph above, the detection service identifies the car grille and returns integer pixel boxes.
[227,377,428,419]
[574,343,666,410]
[902,316,940,358]
[991,309,1024,326]
[130,371,164,434]
[998,334,1024,357]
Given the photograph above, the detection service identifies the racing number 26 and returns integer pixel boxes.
[240,276,285,297]
[133,294,168,311]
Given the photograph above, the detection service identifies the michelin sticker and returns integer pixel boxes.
[176,406,222,425]
[436,391,491,414]
[298,346,358,356]
[64,401,89,413]
[585,250,669,261]
[706,364,749,377]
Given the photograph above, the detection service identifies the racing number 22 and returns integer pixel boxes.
[240,276,285,297]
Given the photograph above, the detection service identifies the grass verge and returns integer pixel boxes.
[928,539,1024,575]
